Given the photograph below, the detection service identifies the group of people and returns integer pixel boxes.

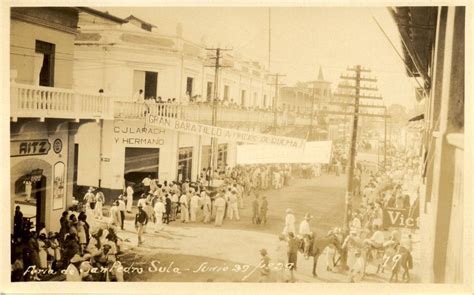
[341,150,421,282]
[12,206,126,282]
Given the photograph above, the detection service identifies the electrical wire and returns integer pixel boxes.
[368,9,428,98]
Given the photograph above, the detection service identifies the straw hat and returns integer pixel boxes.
[70,254,85,263]
[304,213,313,220]
[286,208,293,214]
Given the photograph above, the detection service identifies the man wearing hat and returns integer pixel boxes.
[66,254,87,281]
[83,187,96,218]
[258,248,271,282]
[179,190,189,223]
[117,195,126,230]
[299,213,313,259]
[282,208,295,236]
[189,189,200,222]
[227,190,240,221]
[260,195,268,225]
[135,205,148,245]
[214,193,226,227]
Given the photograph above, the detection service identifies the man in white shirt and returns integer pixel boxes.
[283,208,295,236]
[117,196,126,230]
[299,213,313,259]
[142,175,152,194]
[190,193,200,222]
[171,191,179,221]
[214,194,226,226]
[179,193,189,223]
[126,184,134,213]
[202,191,212,223]
[154,198,165,232]
[133,89,144,102]
[228,191,240,221]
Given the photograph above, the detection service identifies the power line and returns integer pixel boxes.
[369,9,428,97]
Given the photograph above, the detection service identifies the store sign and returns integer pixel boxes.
[113,125,166,146]
[146,115,306,149]
[11,140,51,157]
[30,169,44,182]
[383,208,419,229]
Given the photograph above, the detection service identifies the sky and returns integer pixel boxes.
[101,6,419,108]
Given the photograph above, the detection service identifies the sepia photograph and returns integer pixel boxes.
[2,1,471,292]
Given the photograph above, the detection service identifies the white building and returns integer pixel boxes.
[72,8,276,198]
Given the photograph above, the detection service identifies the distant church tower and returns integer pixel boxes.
[311,66,332,107]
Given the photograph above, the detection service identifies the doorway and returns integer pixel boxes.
[124,147,159,195]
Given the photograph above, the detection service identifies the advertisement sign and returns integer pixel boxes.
[11,139,51,157]
[146,114,306,149]
[382,207,419,229]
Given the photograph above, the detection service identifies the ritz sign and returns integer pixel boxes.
[11,139,51,157]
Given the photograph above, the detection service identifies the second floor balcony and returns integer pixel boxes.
[10,83,318,128]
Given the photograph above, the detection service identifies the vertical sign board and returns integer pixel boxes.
[382,207,419,229]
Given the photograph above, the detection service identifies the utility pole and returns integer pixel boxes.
[268,8,271,72]
[205,47,232,185]
[306,80,320,140]
[267,73,286,135]
[333,65,386,230]
[384,107,387,170]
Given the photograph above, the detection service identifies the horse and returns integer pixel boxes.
[383,245,413,283]
[297,232,343,277]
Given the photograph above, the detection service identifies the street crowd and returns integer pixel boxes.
[11,145,422,283]
[11,162,324,282]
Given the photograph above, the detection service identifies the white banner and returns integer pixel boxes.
[146,114,306,148]
[236,141,332,164]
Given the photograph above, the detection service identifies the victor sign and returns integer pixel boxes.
[382,207,419,229]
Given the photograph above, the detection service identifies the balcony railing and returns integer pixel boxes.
[10,83,112,120]
[11,83,318,127]
[114,101,180,119]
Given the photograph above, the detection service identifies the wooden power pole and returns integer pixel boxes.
[267,73,286,135]
[205,48,231,184]
[334,65,387,229]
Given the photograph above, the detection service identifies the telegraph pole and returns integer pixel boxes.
[334,65,386,229]
[384,107,387,169]
[205,48,232,184]
[267,73,286,134]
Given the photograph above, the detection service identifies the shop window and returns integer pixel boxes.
[35,40,55,87]
[241,90,246,106]
[217,144,228,168]
[206,82,213,100]
[178,147,193,182]
[224,85,230,100]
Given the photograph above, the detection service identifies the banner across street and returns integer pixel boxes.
[146,114,306,148]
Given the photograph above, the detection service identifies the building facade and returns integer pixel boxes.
[10,7,81,232]
[71,9,277,198]
[392,6,467,284]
